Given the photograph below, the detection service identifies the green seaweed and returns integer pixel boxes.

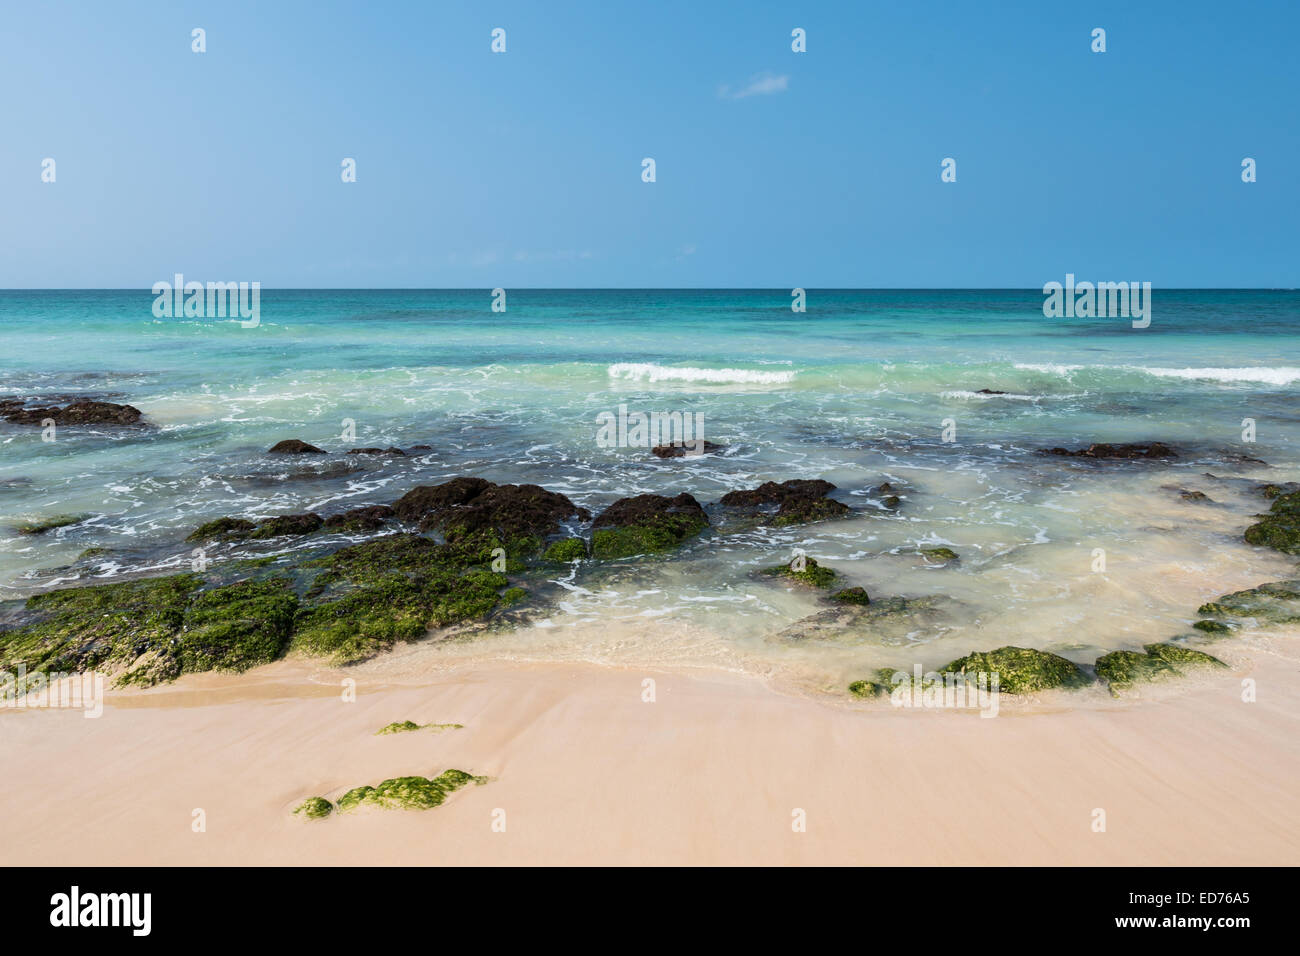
[762,556,837,589]
[1244,491,1300,554]
[334,769,486,812]
[186,517,256,541]
[832,586,871,605]
[940,646,1090,694]
[15,514,90,536]
[920,547,959,562]
[591,518,706,559]
[293,797,333,819]
[1095,642,1225,689]
[178,578,297,673]
[376,720,463,735]
[543,537,589,562]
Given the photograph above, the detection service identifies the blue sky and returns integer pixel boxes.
[3,0,1296,287]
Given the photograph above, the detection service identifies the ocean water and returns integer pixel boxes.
[2,289,1298,689]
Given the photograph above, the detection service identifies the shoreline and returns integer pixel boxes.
[3,627,1297,866]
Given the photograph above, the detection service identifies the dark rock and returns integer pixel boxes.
[323,505,396,533]
[1,399,144,427]
[394,478,589,554]
[268,439,327,455]
[591,493,708,558]
[975,389,1007,395]
[187,517,257,541]
[347,447,406,456]
[832,586,871,605]
[1041,442,1177,460]
[718,479,849,526]
[250,513,324,538]
[651,440,724,458]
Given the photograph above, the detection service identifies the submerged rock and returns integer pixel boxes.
[1195,580,1300,627]
[772,595,953,645]
[14,514,90,536]
[1094,642,1225,689]
[919,547,959,563]
[0,398,145,427]
[1041,442,1177,460]
[651,440,724,458]
[347,446,406,456]
[940,646,1090,694]
[267,439,327,454]
[591,492,708,558]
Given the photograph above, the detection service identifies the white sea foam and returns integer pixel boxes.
[941,390,1041,401]
[1136,366,1300,385]
[1013,363,1084,375]
[607,362,795,385]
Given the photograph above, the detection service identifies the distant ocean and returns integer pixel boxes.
[3,289,1297,688]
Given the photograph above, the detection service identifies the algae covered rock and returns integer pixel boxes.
[0,398,145,427]
[920,547,959,563]
[394,477,589,557]
[291,534,508,664]
[178,578,297,673]
[294,797,333,819]
[543,537,588,562]
[718,479,850,526]
[1195,580,1300,627]
[1041,442,1177,460]
[15,514,90,536]
[762,555,837,589]
[334,769,486,812]
[941,646,1090,694]
[832,586,870,605]
[323,505,396,533]
[1244,493,1300,554]
[591,492,708,558]
[1095,642,1225,688]
[187,517,256,541]
[249,513,324,539]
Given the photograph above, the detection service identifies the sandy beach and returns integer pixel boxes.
[3,621,1296,867]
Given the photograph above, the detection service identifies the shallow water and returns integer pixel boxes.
[2,289,1297,686]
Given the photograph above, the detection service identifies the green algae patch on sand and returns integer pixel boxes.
[940,646,1090,694]
[832,586,870,605]
[293,797,333,819]
[1244,491,1300,554]
[376,720,463,735]
[762,556,837,590]
[292,534,507,664]
[0,573,201,680]
[178,578,297,673]
[1095,642,1226,690]
[186,517,256,541]
[500,586,527,606]
[333,769,488,812]
[543,537,588,562]
[848,678,886,698]
[15,514,92,536]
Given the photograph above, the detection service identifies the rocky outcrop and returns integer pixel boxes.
[591,493,708,558]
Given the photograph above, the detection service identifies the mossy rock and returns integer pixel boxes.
[178,578,297,673]
[293,797,333,819]
[249,513,324,539]
[920,547,959,562]
[762,556,837,589]
[500,586,527,606]
[1194,581,1300,626]
[768,497,851,527]
[940,646,1090,694]
[543,537,588,562]
[335,769,486,812]
[1095,642,1225,688]
[1192,620,1234,635]
[847,679,885,698]
[292,534,505,664]
[77,547,111,561]
[832,586,870,606]
[15,514,90,536]
[0,573,201,680]
[1244,491,1300,554]
[187,517,256,541]
[590,493,708,559]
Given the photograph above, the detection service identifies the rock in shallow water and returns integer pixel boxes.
[267,439,326,454]
[591,492,708,558]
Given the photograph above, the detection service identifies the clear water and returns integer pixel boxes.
[3,290,1297,688]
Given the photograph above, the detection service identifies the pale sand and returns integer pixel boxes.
[1,631,1297,866]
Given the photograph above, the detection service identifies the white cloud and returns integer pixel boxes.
[718,72,789,100]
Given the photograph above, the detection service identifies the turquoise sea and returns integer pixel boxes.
[3,290,1298,688]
